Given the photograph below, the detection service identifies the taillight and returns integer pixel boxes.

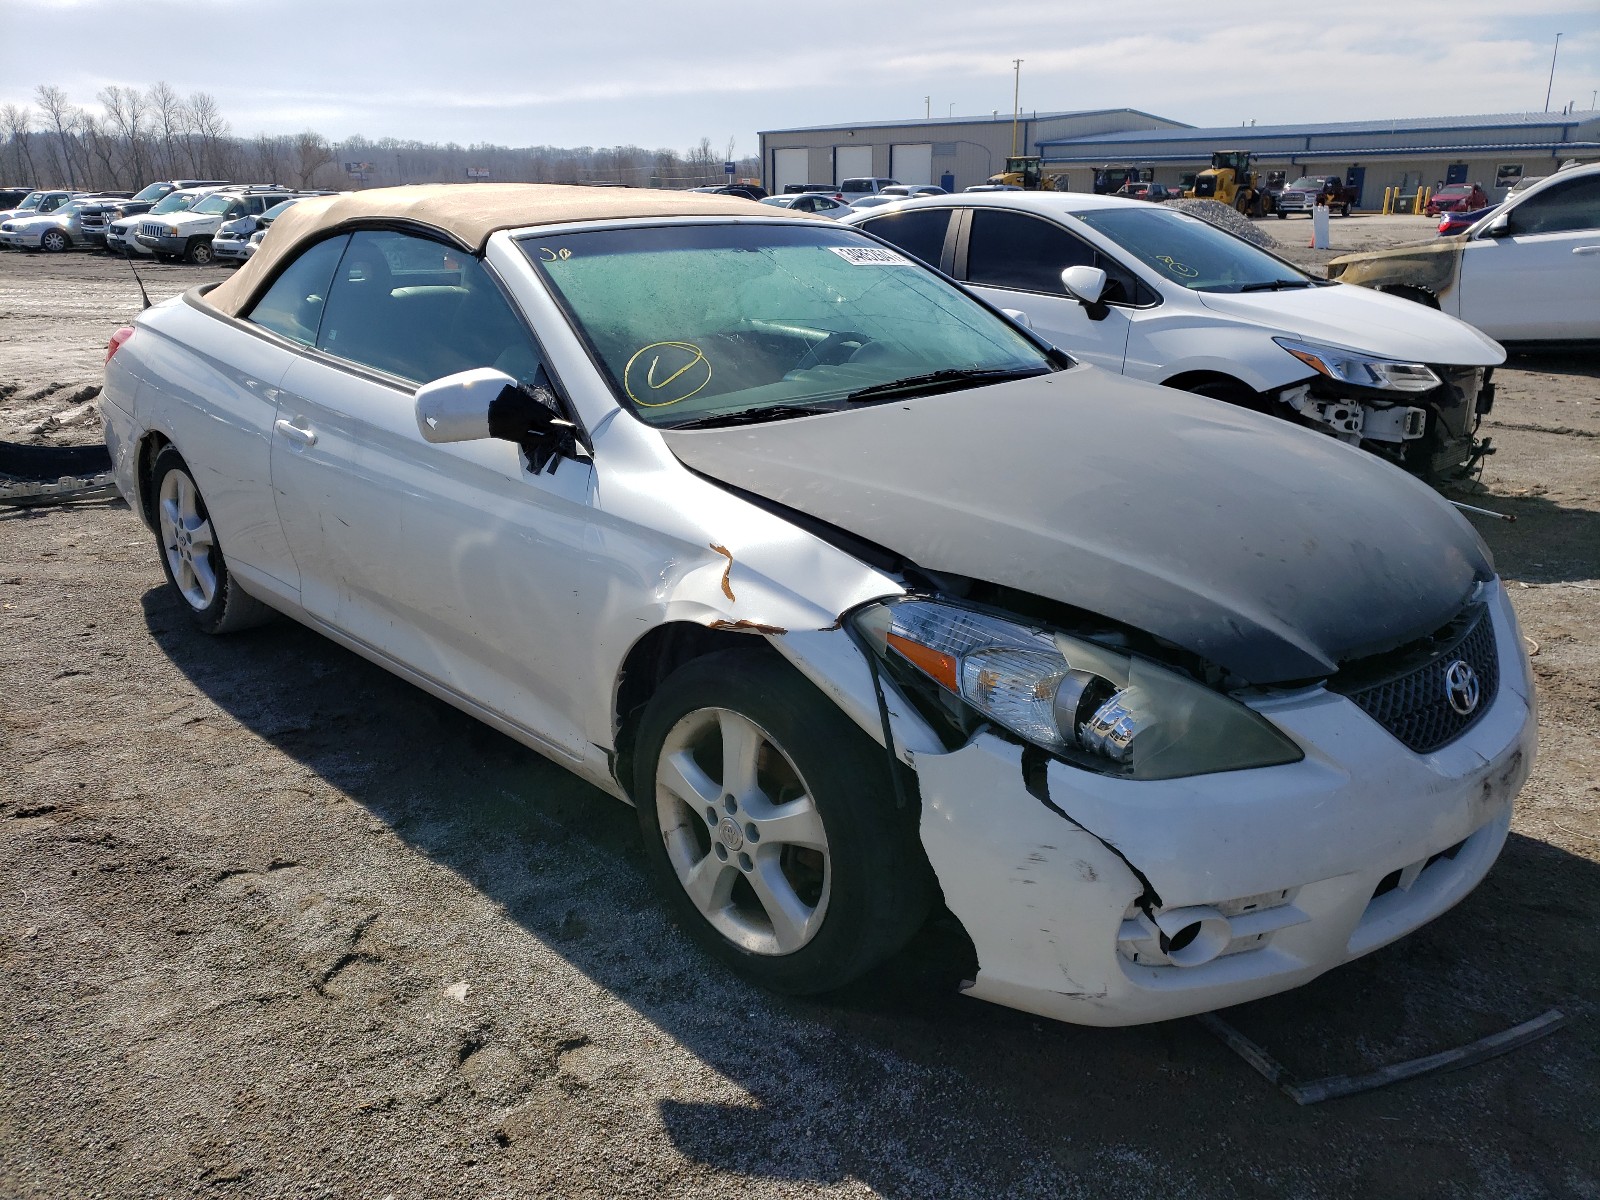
[106,326,134,364]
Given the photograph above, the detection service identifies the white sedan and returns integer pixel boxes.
[100,185,1535,1027]
[844,192,1505,479]
[759,192,852,219]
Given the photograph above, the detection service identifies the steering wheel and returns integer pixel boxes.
[791,330,873,373]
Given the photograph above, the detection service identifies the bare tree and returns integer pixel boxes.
[148,81,188,177]
[1,104,38,184]
[79,112,121,189]
[291,131,334,188]
[687,136,717,186]
[185,92,229,176]
[98,84,149,184]
[252,132,292,186]
[34,85,81,188]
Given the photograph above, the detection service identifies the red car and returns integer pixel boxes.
[1425,182,1488,216]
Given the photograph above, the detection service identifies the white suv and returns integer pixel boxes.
[135,186,294,264]
[106,186,234,257]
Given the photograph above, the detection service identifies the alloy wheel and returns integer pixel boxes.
[654,707,831,956]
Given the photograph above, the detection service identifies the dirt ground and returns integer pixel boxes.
[2,227,1597,1200]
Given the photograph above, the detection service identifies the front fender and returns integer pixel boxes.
[1327,241,1463,302]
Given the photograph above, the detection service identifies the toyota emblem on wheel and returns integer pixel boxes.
[1445,660,1481,716]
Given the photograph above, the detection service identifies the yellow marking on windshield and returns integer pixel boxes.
[624,341,712,407]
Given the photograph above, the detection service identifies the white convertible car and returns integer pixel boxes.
[101,186,1536,1026]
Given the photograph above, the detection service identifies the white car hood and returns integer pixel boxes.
[1196,283,1504,366]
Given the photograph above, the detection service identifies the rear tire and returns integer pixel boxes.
[633,648,934,995]
[185,239,214,265]
[150,447,274,634]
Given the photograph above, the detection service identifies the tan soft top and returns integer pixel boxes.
[204,183,802,317]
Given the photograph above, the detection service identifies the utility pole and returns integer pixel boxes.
[1011,59,1023,157]
[1544,32,1562,112]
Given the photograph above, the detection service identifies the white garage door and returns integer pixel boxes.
[835,145,874,183]
[891,144,933,185]
[773,148,809,194]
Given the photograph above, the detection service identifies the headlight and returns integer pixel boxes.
[853,599,1302,781]
[164,225,181,236]
[1274,336,1440,393]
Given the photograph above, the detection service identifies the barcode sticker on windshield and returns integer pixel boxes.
[827,246,912,266]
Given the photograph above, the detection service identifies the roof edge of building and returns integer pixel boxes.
[759,107,1190,137]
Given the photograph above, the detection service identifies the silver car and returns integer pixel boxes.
[99,185,1535,1029]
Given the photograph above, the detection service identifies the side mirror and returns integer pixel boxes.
[1061,265,1108,305]
[415,367,580,473]
[1001,308,1033,329]
[1481,212,1511,238]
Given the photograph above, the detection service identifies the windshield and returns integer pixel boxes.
[1287,178,1325,190]
[149,192,200,216]
[191,194,237,215]
[18,192,45,211]
[523,222,1051,428]
[1436,185,1472,196]
[259,199,298,220]
[1075,206,1314,293]
[131,183,171,203]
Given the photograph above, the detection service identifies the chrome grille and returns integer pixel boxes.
[139,221,165,238]
[1340,605,1498,754]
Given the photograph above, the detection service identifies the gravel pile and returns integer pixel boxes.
[1165,198,1276,249]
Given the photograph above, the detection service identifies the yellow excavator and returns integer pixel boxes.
[1185,150,1276,216]
[986,156,1072,190]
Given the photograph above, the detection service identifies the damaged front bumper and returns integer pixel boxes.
[1277,365,1495,479]
[906,582,1536,1027]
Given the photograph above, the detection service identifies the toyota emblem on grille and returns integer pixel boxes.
[1444,660,1481,716]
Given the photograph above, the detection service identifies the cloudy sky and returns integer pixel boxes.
[2,0,1596,153]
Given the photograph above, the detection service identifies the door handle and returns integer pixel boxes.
[1573,246,1600,256]
[275,418,316,446]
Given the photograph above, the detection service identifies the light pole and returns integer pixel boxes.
[925,96,931,119]
[1543,32,1562,112]
[1010,59,1023,157]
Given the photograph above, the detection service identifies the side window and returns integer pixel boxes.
[317,229,544,387]
[966,210,1095,294]
[244,234,349,346]
[1510,176,1600,236]
[858,208,952,268]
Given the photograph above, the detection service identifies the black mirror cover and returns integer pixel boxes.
[488,377,584,474]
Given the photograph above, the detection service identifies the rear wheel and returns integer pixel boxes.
[151,447,273,634]
[633,649,934,995]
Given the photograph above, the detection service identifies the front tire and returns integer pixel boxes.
[40,229,68,252]
[151,447,273,634]
[633,649,934,995]
[185,239,214,265]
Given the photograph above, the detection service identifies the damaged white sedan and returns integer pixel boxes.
[101,185,1536,1026]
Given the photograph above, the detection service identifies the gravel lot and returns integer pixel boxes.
[2,223,1598,1199]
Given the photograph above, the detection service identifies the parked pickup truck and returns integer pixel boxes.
[79,179,229,249]
[1275,175,1358,217]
